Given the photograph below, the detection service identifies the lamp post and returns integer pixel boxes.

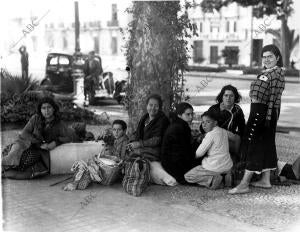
[74,1,80,53]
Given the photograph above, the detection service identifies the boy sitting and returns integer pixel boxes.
[64,120,129,191]
[100,120,129,160]
[184,110,233,189]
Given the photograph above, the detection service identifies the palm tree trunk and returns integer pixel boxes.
[281,0,290,67]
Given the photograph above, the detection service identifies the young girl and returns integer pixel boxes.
[184,110,233,189]
[64,120,129,191]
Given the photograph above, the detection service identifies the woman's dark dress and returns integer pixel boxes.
[242,66,285,172]
[161,116,199,183]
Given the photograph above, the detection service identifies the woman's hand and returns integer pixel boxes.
[40,141,56,151]
[126,141,141,152]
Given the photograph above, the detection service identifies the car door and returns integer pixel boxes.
[58,55,73,93]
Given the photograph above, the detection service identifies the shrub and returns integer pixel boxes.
[243,67,299,77]
[187,66,226,72]
[0,68,39,101]
[221,47,239,68]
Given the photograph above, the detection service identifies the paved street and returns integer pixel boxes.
[1,127,300,232]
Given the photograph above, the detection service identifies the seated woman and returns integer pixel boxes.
[184,110,233,189]
[206,85,245,160]
[161,102,200,184]
[2,97,75,179]
[126,94,176,186]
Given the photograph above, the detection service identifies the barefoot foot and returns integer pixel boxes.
[228,184,250,194]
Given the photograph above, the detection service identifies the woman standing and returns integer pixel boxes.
[229,44,285,194]
[2,97,74,179]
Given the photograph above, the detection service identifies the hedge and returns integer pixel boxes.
[187,65,299,77]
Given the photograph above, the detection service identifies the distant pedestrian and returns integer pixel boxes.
[83,51,101,103]
[229,44,285,194]
[19,45,29,78]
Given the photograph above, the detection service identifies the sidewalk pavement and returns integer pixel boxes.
[1,132,300,232]
[186,71,300,83]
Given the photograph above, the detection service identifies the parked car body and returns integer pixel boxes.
[41,53,75,93]
[40,52,127,105]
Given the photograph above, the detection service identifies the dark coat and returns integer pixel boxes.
[161,116,198,183]
[83,58,101,77]
[208,103,245,137]
[133,111,170,161]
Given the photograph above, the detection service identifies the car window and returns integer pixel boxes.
[59,56,70,65]
[49,56,58,65]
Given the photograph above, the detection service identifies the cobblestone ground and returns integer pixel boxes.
[149,133,300,232]
[1,132,300,232]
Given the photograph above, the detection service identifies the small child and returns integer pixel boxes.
[63,120,129,191]
[184,110,233,189]
[101,120,129,160]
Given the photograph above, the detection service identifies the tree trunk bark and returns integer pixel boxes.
[126,2,179,134]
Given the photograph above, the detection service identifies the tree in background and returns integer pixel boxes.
[265,27,299,67]
[200,0,295,68]
[125,1,197,132]
[221,47,240,67]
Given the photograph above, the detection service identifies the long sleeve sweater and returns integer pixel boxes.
[196,126,233,173]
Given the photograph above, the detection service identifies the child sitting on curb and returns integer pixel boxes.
[184,110,233,189]
[63,120,129,191]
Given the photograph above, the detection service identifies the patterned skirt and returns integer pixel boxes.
[241,103,278,173]
[2,144,48,172]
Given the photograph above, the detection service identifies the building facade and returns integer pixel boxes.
[187,1,292,67]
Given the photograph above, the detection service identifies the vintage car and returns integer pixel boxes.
[40,52,127,105]
[41,53,75,93]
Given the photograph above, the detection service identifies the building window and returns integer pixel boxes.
[112,4,118,21]
[63,36,68,50]
[111,37,118,55]
[108,4,119,26]
[94,37,99,54]
[210,46,218,64]
[199,22,203,33]
[233,21,237,32]
[32,36,37,51]
[193,40,204,63]
[226,21,230,33]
